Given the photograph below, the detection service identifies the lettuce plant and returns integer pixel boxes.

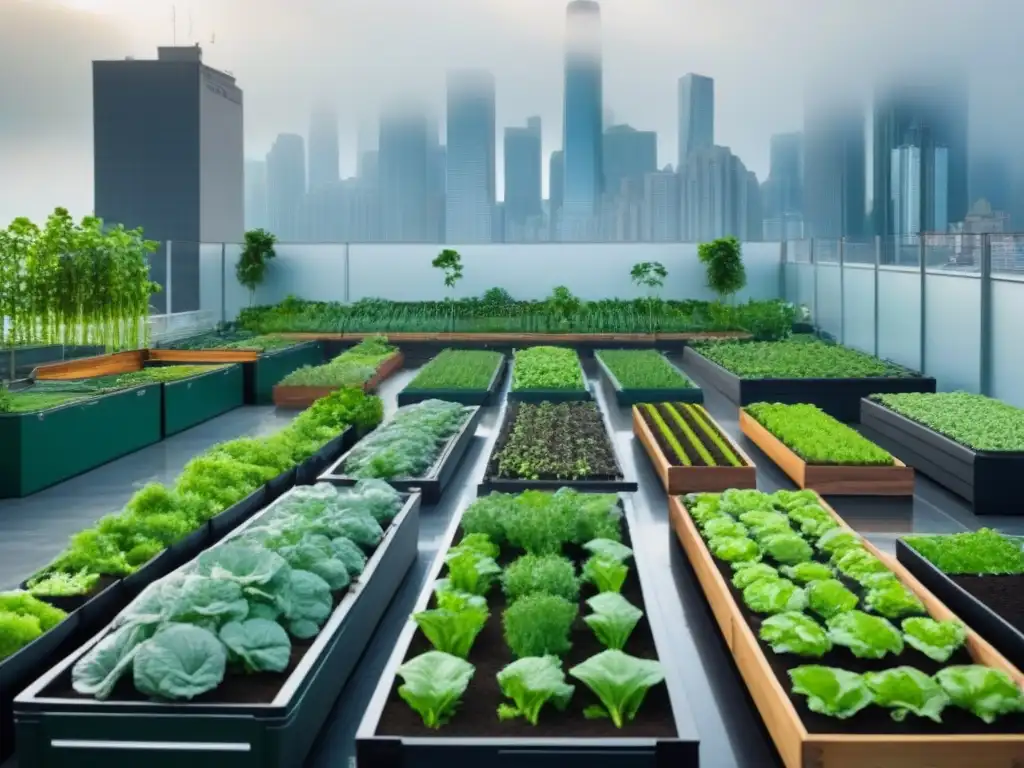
[414,603,489,659]
[503,593,577,659]
[782,562,833,584]
[445,547,502,596]
[497,655,575,725]
[864,667,949,722]
[864,580,926,620]
[218,618,291,673]
[816,529,862,559]
[433,581,488,612]
[739,510,792,538]
[331,536,367,576]
[569,650,665,728]
[834,549,890,582]
[760,532,814,565]
[27,569,100,598]
[731,562,779,590]
[806,579,859,620]
[901,617,966,663]
[584,593,643,651]
[708,536,760,563]
[582,555,629,594]
[133,624,227,701]
[703,517,748,539]
[827,611,904,659]
[459,533,500,559]
[502,554,579,602]
[759,612,831,657]
[743,578,807,615]
[789,665,873,719]
[787,503,839,538]
[396,650,476,728]
[0,591,68,660]
[583,538,634,563]
[935,665,1024,723]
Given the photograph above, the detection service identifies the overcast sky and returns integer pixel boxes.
[2,0,1023,224]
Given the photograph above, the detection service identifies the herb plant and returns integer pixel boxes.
[503,593,578,659]
[568,650,665,728]
[404,349,503,391]
[595,349,693,390]
[279,335,397,388]
[0,592,67,660]
[397,651,476,728]
[497,656,575,725]
[695,339,918,379]
[904,529,1024,575]
[511,346,585,391]
[871,392,1024,452]
[502,554,580,602]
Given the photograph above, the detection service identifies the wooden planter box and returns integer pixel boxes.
[739,411,914,496]
[669,493,1024,768]
[355,498,700,768]
[682,348,937,422]
[507,351,592,403]
[396,355,506,407]
[896,539,1024,672]
[319,406,482,504]
[632,405,755,494]
[860,398,1024,515]
[13,492,422,768]
[272,351,405,409]
[595,352,703,407]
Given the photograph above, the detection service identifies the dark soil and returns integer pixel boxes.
[375,525,677,739]
[706,540,1024,735]
[642,403,743,469]
[487,401,623,482]
[952,574,1024,633]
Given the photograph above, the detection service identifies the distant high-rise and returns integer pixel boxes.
[504,117,543,241]
[308,108,340,191]
[642,170,678,242]
[892,143,949,241]
[266,133,306,242]
[244,160,268,231]
[562,0,604,234]
[446,69,496,243]
[603,125,657,197]
[378,105,431,242]
[679,145,757,242]
[802,90,866,239]
[677,73,714,167]
[762,132,803,240]
[92,46,243,313]
[549,149,565,238]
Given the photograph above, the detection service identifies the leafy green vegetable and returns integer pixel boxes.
[864,667,949,722]
[458,533,500,559]
[433,581,488,613]
[864,580,926,620]
[935,665,1024,723]
[901,617,967,663]
[496,655,575,725]
[503,593,578,659]
[816,528,863,558]
[502,554,579,602]
[833,549,890,583]
[582,538,634,563]
[403,349,503,391]
[698,339,917,379]
[281,570,334,639]
[781,562,833,584]
[789,666,874,719]
[759,612,832,657]
[704,518,748,539]
[872,392,1024,452]
[582,555,629,594]
[569,650,665,728]
[584,593,643,651]
[331,536,368,576]
[904,529,1024,575]
[26,570,99,598]
[414,604,489,658]
[396,650,476,728]
[743,578,807,615]
[760,532,814,565]
[218,619,291,673]
[731,562,780,590]
[511,346,585,391]
[0,590,69,660]
[595,349,694,389]
[445,547,502,597]
[827,611,904,659]
[708,536,761,563]
[72,624,149,699]
[279,336,397,388]
[806,579,859,620]
[745,402,895,466]
[133,624,227,701]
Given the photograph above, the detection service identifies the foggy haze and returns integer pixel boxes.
[2,0,1023,224]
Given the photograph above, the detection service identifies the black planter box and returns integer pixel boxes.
[595,353,703,407]
[207,487,269,539]
[478,401,638,495]
[895,539,1024,670]
[294,426,357,486]
[355,497,700,768]
[397,355,507,407]
[861,398,1024,515]
[682,347,936,422]
[318,407,483,504]
[13,492,422,768]
[507,352,593,403]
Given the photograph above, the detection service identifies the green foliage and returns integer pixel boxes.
[759,532,814,565]
[872,391,1024,452]
[864,667,949,723]
[511,346,584,391]
[0,591,68,660]
[935,665,1024,723]
[759,612,832,657]
[697,236,746,301]
[132,623,227,700]
[642,402,744,468]
[431,249,464,290]
[629,261,668,332]
[568,650,665,728]
[27,570,99,597]
[731,562,780,590]
[581,555,629,594]
[502,555,580,602]
[396,650,476,728]
[545,286,582,327]
[696,339,918,379]
[743,578,807,615]
[497,655,575,725]
[235,228,277,306]
[444,546,502,597]
[413,603,489,658]
[218,618,291,673]
[781,562,833,584]
[279,335,397,387]
[709,535,760,563]
[826,611,904,659]
[745,402,895,466]
[806,579,859,620]
[584,592,643,651]
[904,529,1024,575]
[503,593,578,659]
[789,666,873,719]
[596,349,693,390]
[404,349,503,391]
[0,208,159,349]
[864,580,926,620]
[901,617,967,663]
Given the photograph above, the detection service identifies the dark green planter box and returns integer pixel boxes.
[0,386,162,498]
[396,356,506,406]
[248,342,323,405]
[507,352,592,403]
[595,352,703,407]
[162,364,244,436]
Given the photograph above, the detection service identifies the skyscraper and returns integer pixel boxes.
[244,159,268,231]
[504,117,543,241]
[603,124,657,196]
[892,143,949,242]
[677,73,714,167]
[308,108,340,191]
[562,0,604,236]
[92,46,243,313]
[762,132,803,240]
[549,149,565,239]
[802,90,866,239]
[265,133,306,242]
[642,170,678,242]
[378,105,431,242]
[679,145,757,242]
[445,69,496,243]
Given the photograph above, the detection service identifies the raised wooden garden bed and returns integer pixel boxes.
[14,491,422,768]
[740,410,913,496]
[272,351,404,409]
[632,403,755,494]
[669,493,1024,768]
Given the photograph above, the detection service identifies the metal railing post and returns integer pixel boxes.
[919,235,927,374]
[979,233,993,395]
[873,235,881,357]
[778,240,788,301]
[343,242,351,303]
[838,237,846,344]
[165,240,173,315]
[220,242,227,326]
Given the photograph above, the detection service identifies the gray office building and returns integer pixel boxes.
[504,117,543,240]
[93,46,243,313]
[677,73,714,167]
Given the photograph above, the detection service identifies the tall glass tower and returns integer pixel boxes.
[561,0,603,237]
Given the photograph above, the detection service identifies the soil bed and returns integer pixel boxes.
[951,574,1024,633]
[642,403,741,467]
[376,527,675,738]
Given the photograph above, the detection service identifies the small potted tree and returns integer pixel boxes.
[236,229,277,307]
[431,248,463,331]
[629,261,668,333]
[697,236,746,304]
